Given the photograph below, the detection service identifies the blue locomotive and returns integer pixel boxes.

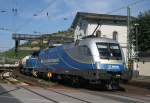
[21,37,129,89]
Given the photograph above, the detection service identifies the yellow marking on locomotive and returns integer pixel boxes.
[32,70,38,77]
[47,72,52,78]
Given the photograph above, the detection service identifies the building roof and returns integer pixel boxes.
[71,12,131,29]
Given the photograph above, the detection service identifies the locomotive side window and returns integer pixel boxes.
[79,45,92,57]
[66,44,92,63]
[73,45,92,63]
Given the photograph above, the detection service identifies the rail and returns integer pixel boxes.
[0,64,19,70]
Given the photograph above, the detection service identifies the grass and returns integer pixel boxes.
[0,49,32,59]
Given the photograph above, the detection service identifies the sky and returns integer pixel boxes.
[0,0,150,51]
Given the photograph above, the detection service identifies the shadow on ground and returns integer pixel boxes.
[0,84,22,103]
[56,80,126,92]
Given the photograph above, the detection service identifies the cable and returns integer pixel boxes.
[0,27,13,32]
[33,0,56,16]
[106,0,147,14]
[106,6,126,14]
[128,0,146,7]
[15,0,57,32]
[0,10,7,13]
[2,0,147,33]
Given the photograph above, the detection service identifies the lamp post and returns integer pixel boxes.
[134,23,139,58]
[134,23,140,75]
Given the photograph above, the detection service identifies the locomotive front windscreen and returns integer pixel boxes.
[96,43,122,60]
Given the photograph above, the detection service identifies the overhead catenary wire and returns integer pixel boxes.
[16,0,147,33]
[0,27,13,32]
[0,0,148,33]
[15,0,57,32]
[106,0,147,14]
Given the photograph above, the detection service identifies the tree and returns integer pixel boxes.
[131,10,150,56]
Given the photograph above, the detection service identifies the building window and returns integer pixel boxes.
[96,30,101,37]
[113,31,118,41]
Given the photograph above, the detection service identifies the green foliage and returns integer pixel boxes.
[131,10,150,52]
[1,49,32,59]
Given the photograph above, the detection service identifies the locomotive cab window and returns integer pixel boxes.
[96,43,122,60]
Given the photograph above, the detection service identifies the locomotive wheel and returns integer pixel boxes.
[70,76,81,88]
[20,68,25,74]
[110,83,119,91]
[106,81,120,91]
[79,78,89,88]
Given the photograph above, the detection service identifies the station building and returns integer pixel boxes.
[71,12,128,63]
[71,12,145,75]
[71,12,150,77]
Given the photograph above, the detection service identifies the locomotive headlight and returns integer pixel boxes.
[96,62,101,69]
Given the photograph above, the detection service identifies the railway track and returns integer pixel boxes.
[1,69,150,102]
[1,71,150,103]
[1,82,150,103]
[2,82,149,103]
[21,86,92,103]
[1,73,93,103]
[20,87,60,103]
